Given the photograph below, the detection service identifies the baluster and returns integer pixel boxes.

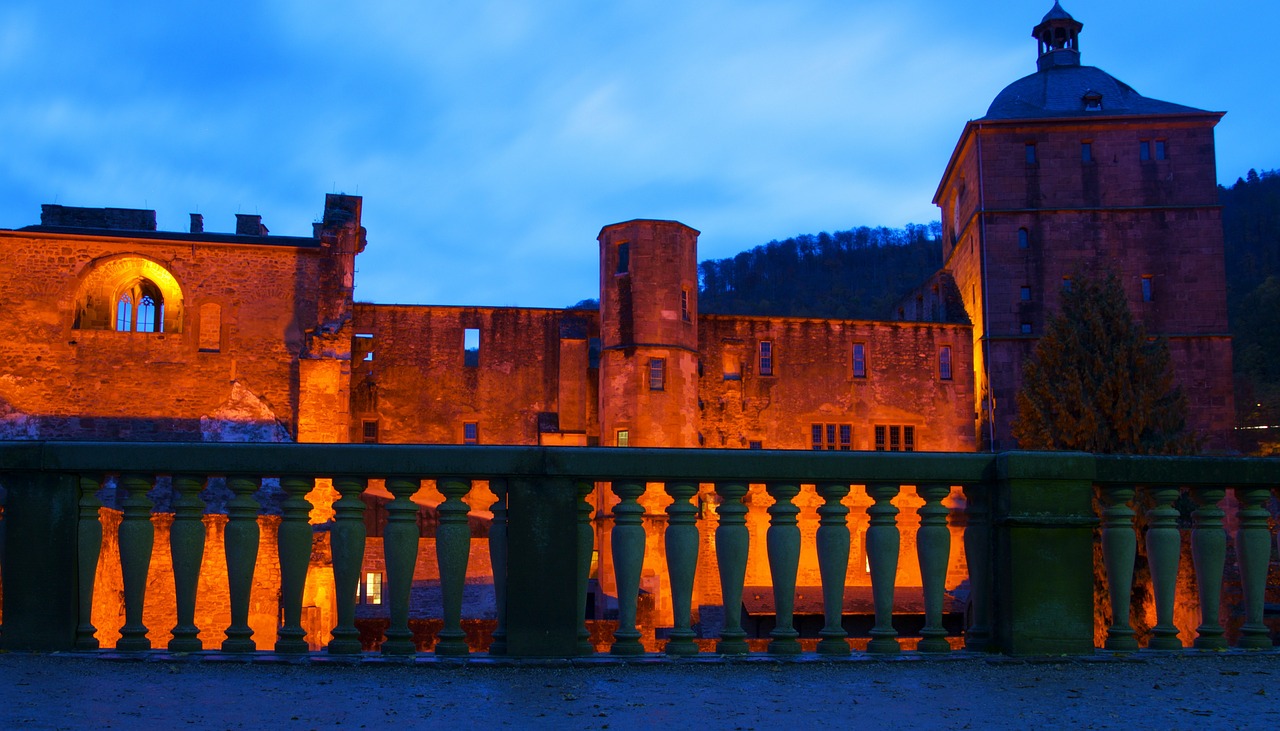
[609,480,646,656]
[222,476,261,653]
[916,483,952,654]
[865,483,900,655]
[815,482,851,656]
[962,483,991,652]
[75,475,104,651]
[487,479,509,656]
[435,478,472,656]
[765,482,801,655]
[575,480,596,656]
[275,476,314,655]
[714,481,750,655]
[1144,486,1182,649]
[1191,486,1227,650]
[116,474,155,652]
[663,481,700,656]
[1235,487,1272,649]
[382,476,421,656]
[168,474,206,653]
[1100,484,1138,652]
[327,477,368,655]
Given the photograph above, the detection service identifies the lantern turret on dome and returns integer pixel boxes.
[1033,2,1083,71]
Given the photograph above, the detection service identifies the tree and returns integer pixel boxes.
[1012,271,1193,454]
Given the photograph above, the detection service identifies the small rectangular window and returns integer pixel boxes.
[813,423,851,450]
[1021,322,1033,334]
[852,343,867,378]
[362,419,378,444]
[1155,140,1167,160]
[889,425,901,452]
[748,440,762,450]
[1063,277,1073,291]
[1018,229,1029,249]
[874,425,886,452]
[681,288,691,322]
[825,424,837,451]
[839,425,851,451]
[363,572,383,605]
[903,426,915,453]
[1140,141,1151,161]
[1025,143,1037,165]
[464,328,480,367]
[616,242,630,274]
[1081,142,1092,163]
[1020,286,1031,302]
[939,345,952,381]
[811,424,823,451]
[758,340,773,376]
[616,429,629,447]
[355,332,374,362]
[1142,275,1153,302]
[648,357,665,390]
[463,422,479,445]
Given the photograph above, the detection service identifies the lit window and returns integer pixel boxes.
[616,242,630,274]
[464,328,480,367]
[681,288,691,322]
[463,422,479,445]
[1081,142,1092,162]
[758,340,773,376]
[363,572,383,605]
[1025,143,1037,165]
[939,346,952,381]
[649,358,665,390]
[362,420,378,444]
[1020,286,1031,302]
[1018,229,1029,249]
[852,343,867,378]
[616,429,629,447]
[1142,275,1153,302]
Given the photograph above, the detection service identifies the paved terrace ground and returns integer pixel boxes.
[1,651,1277,730]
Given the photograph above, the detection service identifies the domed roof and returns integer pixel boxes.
[1040,1,1075,24]
[982,65,1207,121]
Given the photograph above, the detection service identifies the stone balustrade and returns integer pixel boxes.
[0,444,1277,658]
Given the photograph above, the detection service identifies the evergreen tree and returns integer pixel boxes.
[1012,271,1193,454]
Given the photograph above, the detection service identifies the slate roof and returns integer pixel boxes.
[1040,1,1075,24]
[982,64,1210,121]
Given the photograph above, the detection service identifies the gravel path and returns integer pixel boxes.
[1,651,1277,730]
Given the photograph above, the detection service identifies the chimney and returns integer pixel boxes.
[235,214,268,236]
[190,213,204,233]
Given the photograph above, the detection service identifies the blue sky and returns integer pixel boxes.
[1,1,1275,308]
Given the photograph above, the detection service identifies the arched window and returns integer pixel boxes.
[113,279,165,332]
[115,294,133,331]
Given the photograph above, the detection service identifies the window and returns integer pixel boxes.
[112,279,165,333]
[463,422,479,445]
[748,441,762,450]
[1142,275,1153,302]
[852,343,867,378]
[362,420,378,444]
[1018,228,1029,249]
[1155,140,1167,160]
[137,296,157,332]
[874,425,915,452]
[722,352,741,381]
[811,423,852,451]
[1140,141,1151,161]
[355,332,374,362]
[1021,322,1033,334]
[464,328,480,367]
[939,346,952,381]
[362,572,383,605]
[681,288,691,322]
[616,429,629,447]
[1020,286,1031,302]
[1081,142,1092,163]
[648,358,665,390]
[1025,143,1037,165]
[758,340,773,376]
[616,242,630,274]
[115,294,132,331]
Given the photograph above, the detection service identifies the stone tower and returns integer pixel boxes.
[935,2,1234,450]
[598,219,701,447]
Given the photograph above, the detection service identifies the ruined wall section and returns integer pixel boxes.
[698,315,976,451]
[350,304,599,445]
[0,225,352,441]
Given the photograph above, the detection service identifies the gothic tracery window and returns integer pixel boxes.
[114,280,165,332]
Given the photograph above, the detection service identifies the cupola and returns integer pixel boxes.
[1033,2,1083,71]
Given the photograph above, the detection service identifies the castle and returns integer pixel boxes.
[0,4,1235,646]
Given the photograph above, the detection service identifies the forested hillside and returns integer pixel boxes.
[697,223,941,320]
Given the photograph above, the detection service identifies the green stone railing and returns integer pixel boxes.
[0,443,1277,658]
